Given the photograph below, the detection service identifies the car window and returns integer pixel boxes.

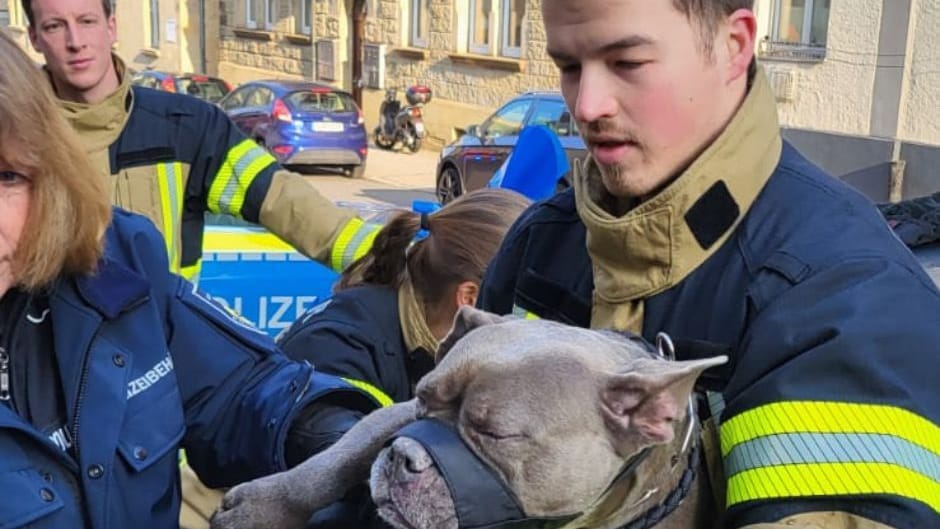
[285,91,356,113]
[177,78,229,103]
[221,86,251,111]
[250,87,275,108]
[482,98,532,138]
[528,98,575,136]
[131,74,159,89]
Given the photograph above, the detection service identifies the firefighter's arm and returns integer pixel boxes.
[258,169,381,269]
[194,105,378,270]
[720,257,939,529]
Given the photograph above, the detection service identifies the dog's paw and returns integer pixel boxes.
[209,475,309,529]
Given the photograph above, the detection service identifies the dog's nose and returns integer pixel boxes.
[389,437,434,474]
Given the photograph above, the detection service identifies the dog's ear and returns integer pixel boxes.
[601,356,727,445]
[435,306,511,363]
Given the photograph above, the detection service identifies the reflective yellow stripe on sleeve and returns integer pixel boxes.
[329,219,382,272]
[157,162,185,274]
[341,377,394,408]
[511,305,540,320]
[720,401,940,513]
[207,139,276,218]
[180,262,202,283]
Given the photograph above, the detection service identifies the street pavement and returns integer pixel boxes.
[300,144,440,217]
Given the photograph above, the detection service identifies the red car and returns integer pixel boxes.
[131,71,232,104]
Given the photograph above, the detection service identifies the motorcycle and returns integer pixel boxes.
[374,86,431,153]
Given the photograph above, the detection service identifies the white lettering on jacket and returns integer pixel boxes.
[127,355,174,400]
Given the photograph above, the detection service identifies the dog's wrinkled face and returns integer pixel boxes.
[370,308,725,529]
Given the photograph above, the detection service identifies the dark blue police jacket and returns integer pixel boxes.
[480,142,940,529]
[0,209,368,529]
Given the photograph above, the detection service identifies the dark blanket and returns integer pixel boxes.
[878,192,940,247]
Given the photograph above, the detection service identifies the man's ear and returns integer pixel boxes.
[435,305,509,363]
[601,356,727,445]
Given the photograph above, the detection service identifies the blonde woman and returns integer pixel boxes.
[0,32,378,529]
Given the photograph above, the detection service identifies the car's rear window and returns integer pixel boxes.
[286,90,356,113]
[178,78,229,102]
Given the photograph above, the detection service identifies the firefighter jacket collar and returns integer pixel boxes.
[398,271,440,359]
[573,67,783,333]
[55,54,132,153]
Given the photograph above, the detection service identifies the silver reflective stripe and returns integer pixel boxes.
[707,391,726,423]
[340,222,377,268]
[219,147,269,215]
[724,432,940,481]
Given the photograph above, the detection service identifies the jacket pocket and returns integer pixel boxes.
[117,385,185,473]
[0,469,64,528]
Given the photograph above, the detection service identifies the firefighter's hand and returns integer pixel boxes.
[209,473,309,529]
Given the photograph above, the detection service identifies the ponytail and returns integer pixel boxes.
[336,210,420,291]
[336,189,531,302]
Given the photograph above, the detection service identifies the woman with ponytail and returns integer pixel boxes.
[274,188,529,528]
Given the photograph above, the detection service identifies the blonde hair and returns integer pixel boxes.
[0,32,110,289]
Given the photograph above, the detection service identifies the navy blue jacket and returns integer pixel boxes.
[0,209,369,529]
[480,143,940,529]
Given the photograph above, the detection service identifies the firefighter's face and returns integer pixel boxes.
[543,0,755,200]
[28,0,118,104]
[0,159,31,297]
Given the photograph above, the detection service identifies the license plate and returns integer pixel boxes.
[312,122,344,133]
[414,122,425,133]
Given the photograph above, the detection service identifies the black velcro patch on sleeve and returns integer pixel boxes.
[684,180,740,250]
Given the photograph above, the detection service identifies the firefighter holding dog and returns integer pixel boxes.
[481,1,940,528]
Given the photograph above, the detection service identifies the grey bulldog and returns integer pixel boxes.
[210,307,726,529]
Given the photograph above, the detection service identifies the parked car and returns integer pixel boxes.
[131,70,232,103]
[218,80,368,178]
[435,91,587,203]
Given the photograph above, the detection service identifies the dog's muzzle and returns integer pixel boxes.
[390,418,581,529]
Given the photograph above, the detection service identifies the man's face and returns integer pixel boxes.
[28,0,116,102]
[0,157,31,297]
[544,0,739,199]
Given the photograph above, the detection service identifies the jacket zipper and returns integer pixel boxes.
[0,347,9,401]
[69,330,99,461]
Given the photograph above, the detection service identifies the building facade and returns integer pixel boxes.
[754,0,940,201]
[4,0,937,200]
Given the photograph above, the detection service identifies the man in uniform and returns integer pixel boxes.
[23,0,378,282]
[481,1,940,528]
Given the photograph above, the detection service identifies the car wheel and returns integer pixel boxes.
[436,165,463,204]
[345,163,366,179]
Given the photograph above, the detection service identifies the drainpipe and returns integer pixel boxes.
[199,0,207,73]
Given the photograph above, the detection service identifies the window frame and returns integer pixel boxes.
[467,0,493,55]
[771,0,828,47]
[245,0,258,28]
[264,0,276,30]
[298,0,311,35]
[499,0,524,58]
[149,0,160,48]
[410,0,429,48]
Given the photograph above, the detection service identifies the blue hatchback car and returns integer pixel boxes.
[219,80,368,178]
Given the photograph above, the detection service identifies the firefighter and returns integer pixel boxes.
[22,0,379,282]
[480,1,940,528]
